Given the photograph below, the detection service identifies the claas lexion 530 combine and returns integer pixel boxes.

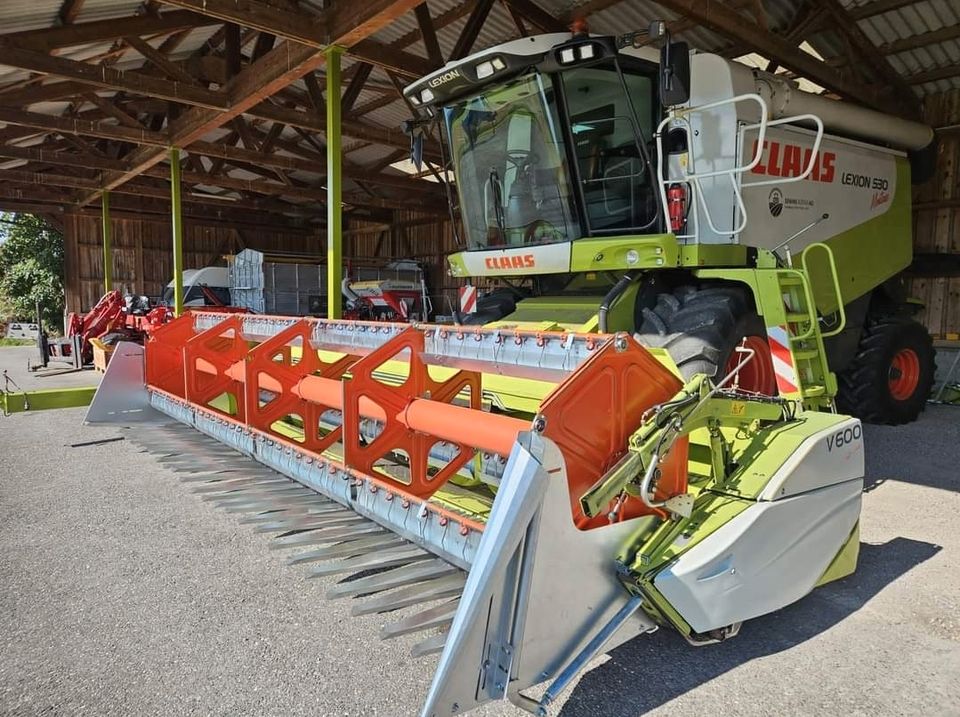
[90,22,936,717]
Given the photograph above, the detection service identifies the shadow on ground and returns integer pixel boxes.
[560,537,940,716]
[862,407,960,493]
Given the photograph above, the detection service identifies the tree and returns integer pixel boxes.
[0,213,65,331]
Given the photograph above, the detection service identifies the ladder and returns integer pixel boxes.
[757,243,846,410]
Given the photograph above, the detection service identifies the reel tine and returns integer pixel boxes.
[307,545,430,578]
[286,535,408,565]
[325,559,457,599]
[350,573,467,616]
[380,600,459,640]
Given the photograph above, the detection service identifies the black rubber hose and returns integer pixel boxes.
[598,272,638,334]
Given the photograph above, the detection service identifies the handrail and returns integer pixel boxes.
[801,242,847,338]
[783,268,820,342]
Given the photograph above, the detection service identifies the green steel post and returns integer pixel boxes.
[101,190,112,293]
[170,146,185,317]
[326,46,343,320]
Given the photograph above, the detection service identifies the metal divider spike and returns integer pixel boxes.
[287,535,408,565]
[240,503,348,523]
[380,600,459,640]
[268,522,386,549]
[253,513,365,533]
[216,495,331,512]
[350,573,466,617]
[325,559,458,600]
[190,477,291,493]
[307,545,430,578]
[410,632,447,658]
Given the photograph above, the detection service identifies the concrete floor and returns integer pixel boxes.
[1,343,959,717]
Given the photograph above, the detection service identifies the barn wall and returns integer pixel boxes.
[911,89,960,338]
[63,213,323,313]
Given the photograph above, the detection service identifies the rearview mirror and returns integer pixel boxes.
[659,41,690,107]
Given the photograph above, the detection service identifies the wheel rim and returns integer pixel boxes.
[888,347,921,401]
[724,335,777,395]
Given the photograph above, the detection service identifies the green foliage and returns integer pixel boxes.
[0,213,65,330]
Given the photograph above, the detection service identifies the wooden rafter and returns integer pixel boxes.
[157,0,435,77]
[4,10,218,50]
[414,3,445,67]
[80,0,425,204]
[0,43,228,110]
[502,0,564,33]
[450,0,497,61]
[848,0,920,21]
[58,0,87,26]
[811,0,918,116]
[650,0,902,115]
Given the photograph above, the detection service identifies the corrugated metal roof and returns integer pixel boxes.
[1,0,956,184]
[843,0,960,96]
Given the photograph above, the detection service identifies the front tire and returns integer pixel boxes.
[837,317,935,425]
[634,286,777,394]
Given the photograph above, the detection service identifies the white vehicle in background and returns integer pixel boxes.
[5,321,39,340]
[160,267,231,307]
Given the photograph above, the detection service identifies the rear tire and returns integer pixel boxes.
[836,317,935,425]
[634,286,777,394]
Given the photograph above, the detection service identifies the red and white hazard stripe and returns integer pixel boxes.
[766,324,800,395]
[459,284,477,314]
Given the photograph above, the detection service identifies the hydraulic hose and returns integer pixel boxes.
[598,271,638,334]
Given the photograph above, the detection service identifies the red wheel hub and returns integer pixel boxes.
[888,347,921,401]
[724,335,777,395]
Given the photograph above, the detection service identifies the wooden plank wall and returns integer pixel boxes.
[911,89,960,338]
[63,212,322,313]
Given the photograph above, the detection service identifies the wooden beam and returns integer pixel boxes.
[342,63,374,114]
[651,0,898,114]
[0,43,229,110]
[907,64,960,85]
[348,39,437,78]
[880,24,960,55]
[83,92,146,129]
[0,81,91,107]
[83,0,424,203]
[450,0,497,61]
[0,199,67,214]
[159,0,432,77]
[224,23,242,77]
[0,107,167,145]
[5,10,218,51]
[0,144,125,172]
[123,34,199,85]
[157,0,325,45]
[303,72,326,113]
[812,0,917,116]
[502,0,565,32]
[415,3,444,66]
[848,0,920,20]
[58,0,87,26]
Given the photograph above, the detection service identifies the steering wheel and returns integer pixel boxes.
[505,149,537,169]
[524,219,560,243]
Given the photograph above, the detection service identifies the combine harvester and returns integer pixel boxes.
[88,22,934,717]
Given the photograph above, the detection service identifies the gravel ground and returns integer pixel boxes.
[1,343,958,717]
